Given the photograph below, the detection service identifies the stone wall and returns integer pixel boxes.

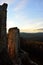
[8,27,20,59]
[0,3,8,52]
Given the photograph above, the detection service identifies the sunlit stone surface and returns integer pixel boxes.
[8,27,20,59]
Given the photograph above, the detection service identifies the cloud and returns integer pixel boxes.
[33,28,43,33]
[20,29,35,33]
[36,28,43,31]
[7,14,43,33]
[0,0,14,5]
[14,0,28,11]
[14,14,43,29]
[14,14,34,29]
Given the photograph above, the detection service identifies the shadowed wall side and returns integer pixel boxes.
[0,3,8,52]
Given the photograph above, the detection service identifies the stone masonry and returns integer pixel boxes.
[0,3,8,52]
[8,27,20,59]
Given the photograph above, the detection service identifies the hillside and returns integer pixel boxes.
[20,32,43,42]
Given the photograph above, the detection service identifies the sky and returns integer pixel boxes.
[0,0,43,33]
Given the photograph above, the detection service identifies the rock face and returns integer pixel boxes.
[8,27,20,59]
[0,3,8,52]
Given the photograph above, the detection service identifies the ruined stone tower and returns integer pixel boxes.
[0,3,8,52]
[8,27,20,59]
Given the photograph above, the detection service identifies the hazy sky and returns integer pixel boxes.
[0,0,43,33]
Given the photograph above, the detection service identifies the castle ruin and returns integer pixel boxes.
[0,3,21,65]
[8,27,20,59]
[0,3,39,65]
[0,3,8,52]
[0,3,20,59]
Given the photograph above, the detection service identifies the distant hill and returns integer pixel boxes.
[20,32,43,42]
